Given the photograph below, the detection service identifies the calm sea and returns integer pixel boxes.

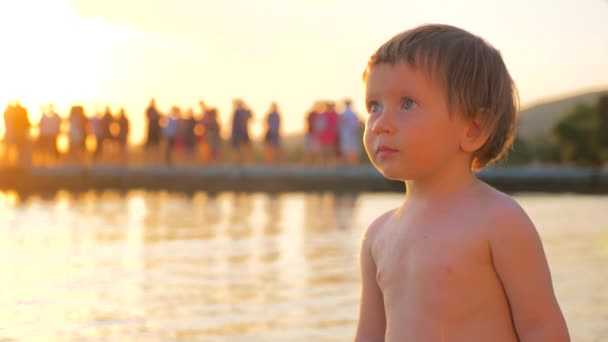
[0,191,606,341]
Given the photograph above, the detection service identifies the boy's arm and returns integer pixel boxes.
[489,202,570,342]
[354,218,387,342]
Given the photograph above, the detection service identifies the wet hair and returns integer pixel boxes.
[363,24,519,169]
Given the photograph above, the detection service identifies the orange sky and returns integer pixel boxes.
[1,0,607,144]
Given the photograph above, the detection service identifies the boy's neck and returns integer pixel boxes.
[403,161,480,206]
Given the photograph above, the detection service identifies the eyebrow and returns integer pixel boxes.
[365,87,419,100]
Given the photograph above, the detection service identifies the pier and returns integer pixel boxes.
[1,165,607,194]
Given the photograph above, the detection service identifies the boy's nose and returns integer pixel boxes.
[370,111,395,135]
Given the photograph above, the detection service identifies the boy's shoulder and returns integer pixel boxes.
[472,184,536,240]
[363,208,398,244]
[475,183,524,213]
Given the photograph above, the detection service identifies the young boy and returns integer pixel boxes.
[355,24,569,341]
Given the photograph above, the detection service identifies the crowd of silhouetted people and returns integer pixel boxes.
[2,98,363,168]
[2,103,131,167]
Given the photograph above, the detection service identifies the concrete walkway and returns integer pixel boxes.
[0,165,607,193]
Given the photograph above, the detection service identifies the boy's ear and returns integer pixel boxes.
[460,113,492,153]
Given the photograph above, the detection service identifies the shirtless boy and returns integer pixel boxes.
[355,24,569,341]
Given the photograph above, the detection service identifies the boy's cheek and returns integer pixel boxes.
[363,133,375,157]
[363,136,373,155]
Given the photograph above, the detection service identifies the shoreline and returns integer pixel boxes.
[1,165,607,194]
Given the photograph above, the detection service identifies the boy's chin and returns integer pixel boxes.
[371,159,417,181]
[377,167,410,182]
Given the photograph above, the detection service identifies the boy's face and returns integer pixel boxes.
[363,61,466,181]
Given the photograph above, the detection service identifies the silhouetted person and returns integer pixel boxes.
[303,102,322,165]
[183,108,197,160]
[318,101,339,166]
[100,107,114,159]
[163,106,181,165]
[68,105,87,164]
[3,104,16,166]
[38,105,62,165]
[230,99,253,164]
[117,108,130,164]
[201,106,221,163]
[264,102,281,164]
[3,102,31,167]
[90,112,103,161]
[339,99,362,165]
[13,103,31,167]
[145,98,162,162]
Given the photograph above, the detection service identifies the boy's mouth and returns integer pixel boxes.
[376,145,399,158]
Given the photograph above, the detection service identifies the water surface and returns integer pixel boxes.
[0,191,606,341]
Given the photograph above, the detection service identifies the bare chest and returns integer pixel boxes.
[372,220,490,301]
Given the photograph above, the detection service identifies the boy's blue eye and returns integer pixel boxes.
[368,102,382,115]
[401,99,417,111]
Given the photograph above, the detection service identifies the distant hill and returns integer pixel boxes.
[518,88,608,139]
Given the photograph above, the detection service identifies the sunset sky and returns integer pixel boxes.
[1,0,607,143]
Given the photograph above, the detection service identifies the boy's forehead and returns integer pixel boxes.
[365,62,441,97]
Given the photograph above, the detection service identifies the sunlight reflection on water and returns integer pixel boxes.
[0,191,606,341]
